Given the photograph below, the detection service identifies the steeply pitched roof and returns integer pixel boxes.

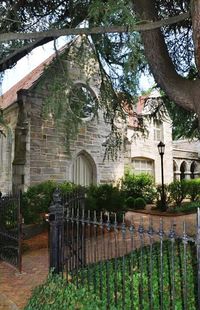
[0,53,55,110]
[0,37,86,110]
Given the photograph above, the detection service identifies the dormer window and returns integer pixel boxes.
[153,120,163,141]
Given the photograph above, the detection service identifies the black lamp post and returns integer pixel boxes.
[157,141,166,211]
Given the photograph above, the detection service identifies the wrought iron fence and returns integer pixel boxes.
[49,189,199,309]
[0,193,22,272]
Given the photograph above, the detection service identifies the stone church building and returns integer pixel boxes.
[0,39,200,194]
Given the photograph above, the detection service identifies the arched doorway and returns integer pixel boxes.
[72,151,97,186]
[180,161,187,180]
[191,161,197,179]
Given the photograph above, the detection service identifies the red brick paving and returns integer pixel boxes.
[0,232,49,309]
[0,213,197,309]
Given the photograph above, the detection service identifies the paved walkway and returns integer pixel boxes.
[0,233,49,309]
[126,211,197,236]
[0,294,18,310]
[0,212,197,309]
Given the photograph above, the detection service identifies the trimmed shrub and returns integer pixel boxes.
[168,201,200,214]
[21,181,77,224]
[134,197,146,209]
[86,184,125,213]
[168,180,187,206]
[125,196,135,209]
[121,172,156,203]
[185,179,200,202]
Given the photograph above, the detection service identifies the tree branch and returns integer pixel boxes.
[133,0,197,113]
[0,12,189,42]
[0,37,54,71]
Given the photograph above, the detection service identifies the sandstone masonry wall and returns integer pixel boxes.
[28,95,124,186]
[126,118,174,184]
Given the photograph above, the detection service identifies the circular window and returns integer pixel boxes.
[69,84,98,120]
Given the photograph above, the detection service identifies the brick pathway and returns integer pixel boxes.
[0,232,49,310]
[0,293,18,310]
[0,212,197,309]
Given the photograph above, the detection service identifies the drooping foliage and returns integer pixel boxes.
[0,0,200,152]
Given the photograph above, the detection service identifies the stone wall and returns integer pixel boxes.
[0,104,18,194]
[173,140,200,179]
[126,118,174,184]
[26,42,125,187]
[28,94,124,186]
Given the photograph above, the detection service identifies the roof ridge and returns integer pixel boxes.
[0,40,73,109]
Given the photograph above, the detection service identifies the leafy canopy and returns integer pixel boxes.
[0,0,199,149]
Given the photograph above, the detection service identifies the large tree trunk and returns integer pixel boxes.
[191,0,200,74]
[133,0,200,126]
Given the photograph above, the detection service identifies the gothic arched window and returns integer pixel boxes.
[72,151,96,186]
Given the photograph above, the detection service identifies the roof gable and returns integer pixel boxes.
[0,37,97,110]
[0,53,56,110]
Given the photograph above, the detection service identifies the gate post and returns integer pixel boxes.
[49,188,64,274]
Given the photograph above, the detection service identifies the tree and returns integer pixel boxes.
[0,0,200,138]
[133,0,200,126]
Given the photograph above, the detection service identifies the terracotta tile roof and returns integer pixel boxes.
[0,38,78,110]
[0,53,56,110]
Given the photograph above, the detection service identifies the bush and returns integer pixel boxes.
[185,179,200,202]
[22,181,77,224]
[134,197,146,209]
[168,180,187,206]
[125,196,135,209]
[25,272,105,310]
[86,184,125,213]
[121,172,156,203]
[168,201,200,214]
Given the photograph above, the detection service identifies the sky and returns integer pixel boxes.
[1,37,68,94]
[1,37,154,94]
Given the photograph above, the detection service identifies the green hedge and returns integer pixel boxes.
[21,181,77,224]
[121,172,156,203]
[168,201,200,214]
[185,179,200,201]
[167,179,200,207]
[125,196,146,210]
[22,181,126,225]
[86,183,125,213]
[134,197,146,209]
[125,196,135,209]
[168,180,187,206]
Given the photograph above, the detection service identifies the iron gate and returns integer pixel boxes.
[49,189,200,308]
[64,191,86,273]
[0,193,22,272]
[49,188,86,274]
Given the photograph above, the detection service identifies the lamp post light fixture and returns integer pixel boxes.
[157,141,167,211]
